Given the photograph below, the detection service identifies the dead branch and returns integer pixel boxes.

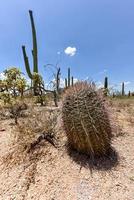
[27,132,57,153]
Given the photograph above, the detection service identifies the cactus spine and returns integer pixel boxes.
[22,10,38,94]
[62,81,112,156]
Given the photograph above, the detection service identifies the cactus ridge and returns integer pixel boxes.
[62,81,112,156]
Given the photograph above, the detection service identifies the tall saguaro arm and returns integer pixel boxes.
[29,10,38,73]
[22,46,33,79]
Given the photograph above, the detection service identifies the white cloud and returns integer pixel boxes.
[0,73,5,80]
[64,46,77,56]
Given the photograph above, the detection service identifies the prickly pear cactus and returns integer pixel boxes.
[62,81,112,156]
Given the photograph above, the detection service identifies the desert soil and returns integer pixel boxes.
[0,99,134,200]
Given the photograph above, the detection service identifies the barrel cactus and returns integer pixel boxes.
[62,81,112,157]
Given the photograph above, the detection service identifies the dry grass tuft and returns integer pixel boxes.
[2,106,60,168]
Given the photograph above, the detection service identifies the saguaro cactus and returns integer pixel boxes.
[29,10,38,74]
[104,77,108,96]
[22,10,39,95]
[121,82,125,96]
[64,68,74,88]
[104,77,108,89]
[65,78,67,89]
[71,76,74,86]
[128,91,131,97]
[68,67,71,87]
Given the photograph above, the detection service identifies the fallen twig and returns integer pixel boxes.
[27,132,57,153]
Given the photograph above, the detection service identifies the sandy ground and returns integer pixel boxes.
[0,99,134,200]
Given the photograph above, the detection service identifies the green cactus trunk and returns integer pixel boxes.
[68,67,70,87]
[22,10,39,95]
[121,82,125,96]
[22,46,33,79]
[104,77,108,96]
[65,78,67,89]
[71,76,74,86]
[29,10,38,73]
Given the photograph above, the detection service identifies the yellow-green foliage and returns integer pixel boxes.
[0,91,11,105]
[0,67,27,98]
[16,78,26,97]
[32,72,43,87]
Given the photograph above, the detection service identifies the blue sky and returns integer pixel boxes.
[0,0,134,92]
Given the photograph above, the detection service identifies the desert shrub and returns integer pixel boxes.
[0,91,11,105]
[2,106,60,167]
[9,102,28,124]
[2,67,27,97]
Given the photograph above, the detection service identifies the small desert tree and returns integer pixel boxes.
[0,67,28,124]
[1,67,27,98]
[44,63,61,107]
